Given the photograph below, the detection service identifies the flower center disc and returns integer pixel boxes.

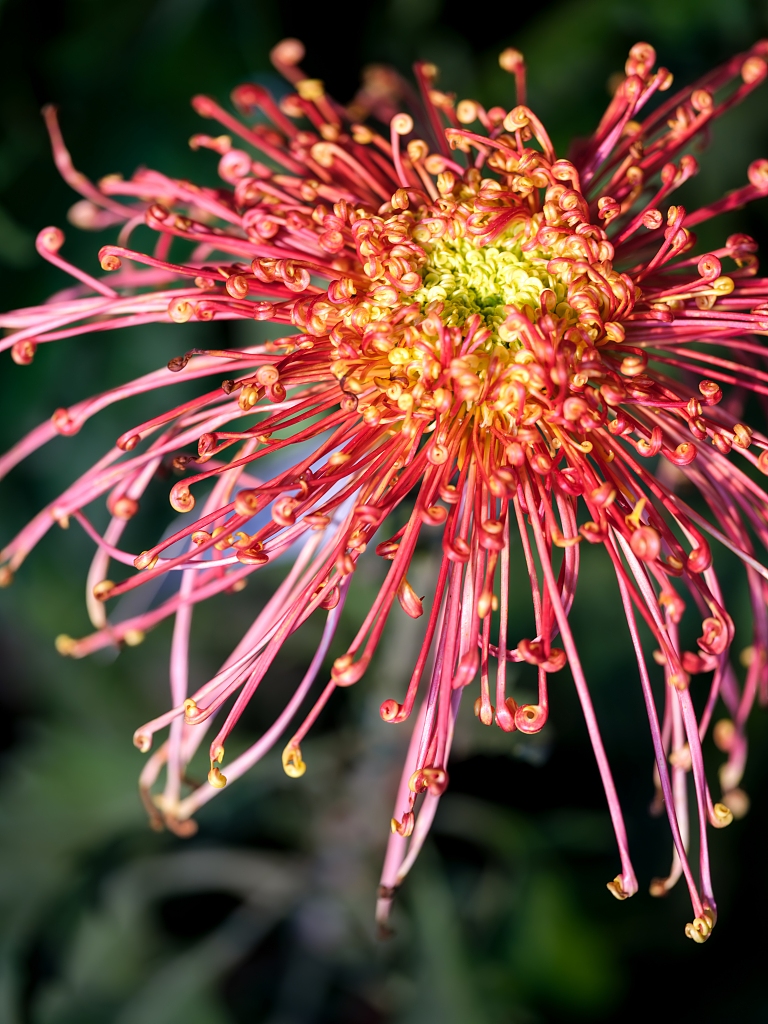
[414,217,577,343]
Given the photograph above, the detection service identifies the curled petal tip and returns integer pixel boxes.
[685,911,715,943]
[606,874,637,901]
[207,766,227,788]
[54,633,77,657]
[282,743,306,779]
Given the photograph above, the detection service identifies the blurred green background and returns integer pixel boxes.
[2,0,768,1020]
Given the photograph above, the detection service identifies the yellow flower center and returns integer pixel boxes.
[414,216,579,343]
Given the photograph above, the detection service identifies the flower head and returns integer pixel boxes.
[3,37,768,941]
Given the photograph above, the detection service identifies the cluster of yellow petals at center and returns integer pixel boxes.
[413,215,579,340]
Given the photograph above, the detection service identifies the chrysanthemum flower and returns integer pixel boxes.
[3,38,768,942]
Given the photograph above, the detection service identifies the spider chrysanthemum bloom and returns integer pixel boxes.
[3,37,768,942]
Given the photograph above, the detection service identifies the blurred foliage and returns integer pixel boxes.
[3,0,768,1021]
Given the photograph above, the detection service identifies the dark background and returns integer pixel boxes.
[2,1,768,1021]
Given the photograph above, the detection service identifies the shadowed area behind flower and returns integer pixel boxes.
[3,1,768,1022]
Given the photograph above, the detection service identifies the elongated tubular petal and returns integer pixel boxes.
[523,474,637,898]
[617,535,719,907]
[394,688,463,887]
[376,697,429,927]
[611,534,704,917]
[42,105,137,218]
